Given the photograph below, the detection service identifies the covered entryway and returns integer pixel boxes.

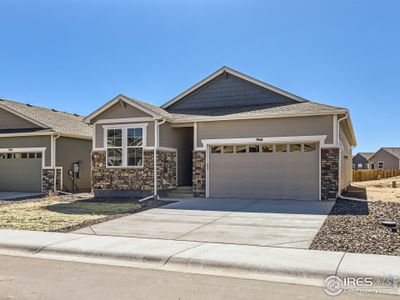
[0,151,43,192]
[209,142,320,200]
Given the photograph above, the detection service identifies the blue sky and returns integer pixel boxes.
[0,0,399,152]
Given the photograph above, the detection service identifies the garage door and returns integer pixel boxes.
[209,143,319,200]
[0,152,42,192]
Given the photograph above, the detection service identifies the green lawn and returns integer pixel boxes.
[0,195,141,232]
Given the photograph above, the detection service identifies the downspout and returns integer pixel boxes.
[53,134,61,192]
[138,117,166,203]
[336,114,367,202]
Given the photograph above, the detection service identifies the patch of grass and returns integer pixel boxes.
[0,195,141,232]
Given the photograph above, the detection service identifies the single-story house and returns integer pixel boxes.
[352,152,374,170]
[0,99,92,193]
[84,66,356,200]
[369,147,400,170]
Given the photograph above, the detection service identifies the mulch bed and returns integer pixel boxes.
[310,199,400,256]
[54,198,174,233]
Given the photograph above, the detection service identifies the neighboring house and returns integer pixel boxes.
[84,66,357,200]
[352,152,374,170]
[0,99,92,193]
[369,147,400,170]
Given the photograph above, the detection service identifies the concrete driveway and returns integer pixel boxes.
[75,198,334,249]
[0,192,43,201]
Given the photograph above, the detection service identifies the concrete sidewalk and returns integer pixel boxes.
[0,229,399,293]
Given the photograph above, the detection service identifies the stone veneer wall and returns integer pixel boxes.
[42,169,54,193]
[42,168,62,193]
[321,148,340,200]
[92,150,176,193]
[192,151,206,197]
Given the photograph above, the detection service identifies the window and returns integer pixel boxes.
[248,145,260,153]
[262,144,273,153]
[235,145,247,153]
[304,143,316,152]
[223,146,234,153]
[290,144,302,152]
[352,164,355,170]
[127,128,143,167]
[378,162,384,169]
[365,163,369,169]
[211,146,222,154]
[107,128,123,166]
[275,144,287,153]
[357,163,363,169]
[105,125,146,167]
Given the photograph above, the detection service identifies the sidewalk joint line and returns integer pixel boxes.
[335,252,346,276]
[160,242,205,268]
[30,235,89,255]
[175,200,259,240]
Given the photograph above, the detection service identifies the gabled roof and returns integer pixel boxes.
[161,66,308,109]
[370,147,400,161]
[0,98,92,138]
[83,94,170,123]
[355,152,375,160]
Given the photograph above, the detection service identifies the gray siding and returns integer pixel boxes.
[0,107,41,130]
[160,122,193,185]
[0,135,52,166]
[95,121,155,148]
[352,154,369,170]
[92,102,151,122]
[339,123,352,190]
[56,137,92,192]
[197,115,334,147]
[369,149,400,169]
[167,73,297,112]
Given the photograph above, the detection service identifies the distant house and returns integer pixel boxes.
[0,99,92,193]
[352,152,374,170]
[369,148,400,170]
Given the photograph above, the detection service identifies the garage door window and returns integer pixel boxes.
[290,144,302,152]
[304,143,316,152]
[248,145,260,153]
[0,152,41,159]
[223,146,234,153]
[211,146,222,154]
[275,144,287,152]
[262,144,273,153]
[236,145,247,153]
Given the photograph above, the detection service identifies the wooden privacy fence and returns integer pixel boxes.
[352,169,400,182]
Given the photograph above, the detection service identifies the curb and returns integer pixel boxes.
[0,229,399,294]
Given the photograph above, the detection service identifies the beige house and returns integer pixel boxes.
[85,67,356,200]
[369,148,400,170]
[0,99,92,193]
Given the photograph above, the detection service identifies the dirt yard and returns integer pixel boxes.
[344,176,400,203]
[0,194,152,232]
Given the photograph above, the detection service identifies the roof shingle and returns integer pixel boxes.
[0,99,92,138]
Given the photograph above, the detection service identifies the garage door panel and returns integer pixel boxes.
[210,146,319,200]
[0,158,42,192]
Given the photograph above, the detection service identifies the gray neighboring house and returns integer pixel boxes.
[369,148,400,170]
[84,66,357,201]
[0,99,92,193]
[352,152,374,170]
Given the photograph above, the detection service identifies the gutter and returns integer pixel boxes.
[336,113,348,199]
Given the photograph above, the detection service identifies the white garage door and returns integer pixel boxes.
[0,152,42,192]
[209,143,319,200]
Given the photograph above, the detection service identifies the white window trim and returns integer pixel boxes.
[103,123,148,168]
[378,161,384,169]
